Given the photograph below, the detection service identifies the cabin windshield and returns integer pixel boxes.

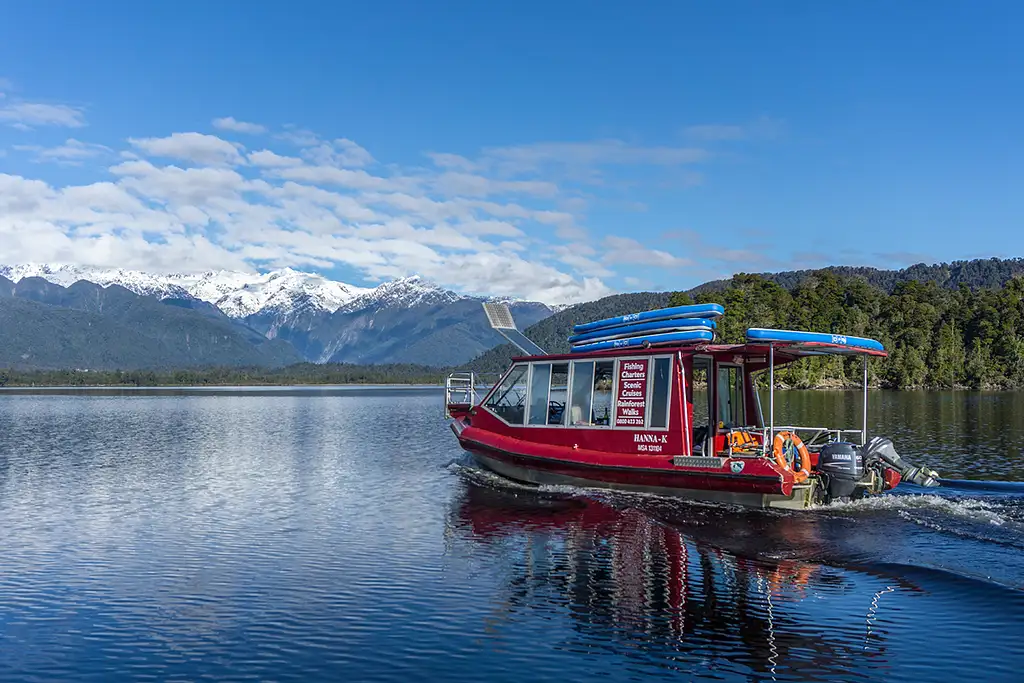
[484,354,674,431]
[484,364,528,424]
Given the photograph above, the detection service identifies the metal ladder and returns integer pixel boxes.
[444,372,477,418]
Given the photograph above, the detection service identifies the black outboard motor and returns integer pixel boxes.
[863,436,940,488]
[818,442,865,501]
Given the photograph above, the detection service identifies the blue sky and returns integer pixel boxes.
[1,1,1021,304]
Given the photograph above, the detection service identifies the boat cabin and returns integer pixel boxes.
[446,302,938,508]
[448,339,883,462]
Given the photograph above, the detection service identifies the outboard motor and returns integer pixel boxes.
[864,436,940,488]
[818,442,865,501]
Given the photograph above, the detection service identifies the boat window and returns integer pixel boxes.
[691,357,713,454]
[527,363,551,425]
[717,365,745,429]
[648,356,672,429]
[484,364,528,425]
[569,361,594,425]
[548,363,569,426]
[592,361,614,426]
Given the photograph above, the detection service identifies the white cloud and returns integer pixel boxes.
[426,152,479,171]
[482,139,710,176]
[275,127,320,147]
[0,110,756,304]
[248,149,303,167]
[431,171,559,198]
[552,244,614,277]
[333,138,374,167]
[273,164,410,192]
[602,236,692,268]
[110,159,249,206]
[681,117,783,142]
[14,138,111,165]
[128,132,245,166]
[212,116,267,134]
[0,101,86,128]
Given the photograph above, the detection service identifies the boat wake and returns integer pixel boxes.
[447,457,1024,590]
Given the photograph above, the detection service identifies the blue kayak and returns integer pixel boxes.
[572,303,725,334]
[745,328,885,352]
[570,329,714,353]
[568,317,717,344]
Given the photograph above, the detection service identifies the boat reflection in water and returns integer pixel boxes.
[443,471,1024,682]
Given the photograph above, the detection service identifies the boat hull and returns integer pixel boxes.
[459,437,817,510]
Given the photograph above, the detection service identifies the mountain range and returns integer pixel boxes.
[0,264,554,370]
[3,257,1021,373]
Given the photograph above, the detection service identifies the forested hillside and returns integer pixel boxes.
[465,266,1024,390]
[689,258,1024,296]
[682,271,1024,389]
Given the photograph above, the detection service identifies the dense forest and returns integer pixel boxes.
[0,363,446,388]
[677,271,1024,389]
[689,257,1024,296]
[465,263,1024,390]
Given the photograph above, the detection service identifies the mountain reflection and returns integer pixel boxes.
[447,478,897,680]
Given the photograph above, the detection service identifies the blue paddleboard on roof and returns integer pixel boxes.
[572,303,725,334]
[570,329,714,353]
[745,328,885,352]
[568,317,717,345]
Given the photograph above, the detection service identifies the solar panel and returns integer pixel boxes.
[482,302,517,329]
[481,302,547,356]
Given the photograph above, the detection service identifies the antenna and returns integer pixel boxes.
[482,302,547,356]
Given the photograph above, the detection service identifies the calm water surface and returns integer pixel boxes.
[1,387,1023,682]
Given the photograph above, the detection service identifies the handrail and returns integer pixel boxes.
[722,425,862,458]
[757,425,862,456]
[445,372,477,418]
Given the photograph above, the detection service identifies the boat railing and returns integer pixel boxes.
[445,372,477,417]
[759,425,863,456]
[723,425,863,458]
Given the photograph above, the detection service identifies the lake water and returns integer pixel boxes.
[1,387,1023,682]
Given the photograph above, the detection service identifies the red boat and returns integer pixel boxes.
[445,303,939,509]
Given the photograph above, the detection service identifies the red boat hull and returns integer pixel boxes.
[452,420,816,509]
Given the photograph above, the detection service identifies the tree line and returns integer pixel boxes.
[4,269,1023,390]
[674,271,1024,389]
[0,363,447,388]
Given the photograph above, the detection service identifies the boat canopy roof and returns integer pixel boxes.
[511,334,887,365]
[511,339,886,364]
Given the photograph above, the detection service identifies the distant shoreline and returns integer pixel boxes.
[0,381,1006,392]
[0,381,444,389]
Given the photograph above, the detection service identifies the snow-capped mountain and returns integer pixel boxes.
[0,264,372,318]
[335,275,462,314]
[0,263,558,366]
[0,263,546,320]
[211,269,371,318]
[0,263,197,300]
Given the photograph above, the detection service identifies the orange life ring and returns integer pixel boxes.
[773,431,811,484]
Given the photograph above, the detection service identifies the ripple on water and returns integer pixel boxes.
[1,389,1024,682]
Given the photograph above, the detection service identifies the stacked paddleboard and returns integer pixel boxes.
[569,303,724,353]
[745,328,885,352]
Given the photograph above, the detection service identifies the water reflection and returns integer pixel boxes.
[446,479,912,681]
